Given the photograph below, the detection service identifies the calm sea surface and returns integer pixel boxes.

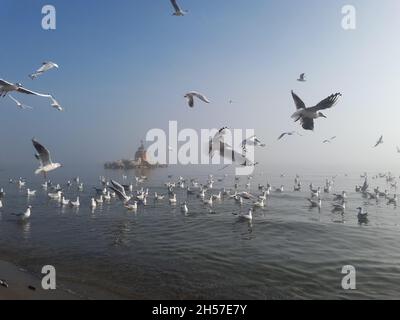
[1,164,400,299]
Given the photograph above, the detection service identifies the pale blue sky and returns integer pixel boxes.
[1,0,400,171]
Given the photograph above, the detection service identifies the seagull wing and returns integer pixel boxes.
[0,79,14,87]
[220,144,250,164]
[16,86,52,98]
[308,93,342,112]
[210,128,233,157]
[32,139,52,166]
[38,62,57,72]
[192,92,210,104]
[170,0,181,12]
[374,136,383,147]
[278,133,287,140]
[8,95,20,105]
[110,180,126,196]
[291,91,306,110]
[109,186,129,203]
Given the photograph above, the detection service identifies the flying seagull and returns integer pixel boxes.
[241,135,266,150]
[170,0,187,16]
[29,61,59,80]
[374,135,383,148]
[184,91,210,108]
[0,79,53,98]
[278,131,302,140]
[323,136,337,144]
[209,127,231,158]
[215,142,255,168]
[50,96,63,111]
[32,138,62,176]
[297,73,306,82]
[291,90,342,131]
[109,180,132,204]
[208,127,256,168]
[8,95,33,110]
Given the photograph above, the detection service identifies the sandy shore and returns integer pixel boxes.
[0,260,81,300]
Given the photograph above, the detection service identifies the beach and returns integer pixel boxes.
[0,259,78,300]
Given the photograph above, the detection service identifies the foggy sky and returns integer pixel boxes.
[1,0,400,172]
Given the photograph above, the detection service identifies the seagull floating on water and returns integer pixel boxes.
[308,198,322,209]
[12,205,32,220]
[357,207,368,219]
[291,90,342,131]
[235,208,253,221]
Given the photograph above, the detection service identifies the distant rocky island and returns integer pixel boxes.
[104,141,167,170]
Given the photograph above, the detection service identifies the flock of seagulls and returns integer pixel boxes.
[1,2,398,229]
[2,169,393,227]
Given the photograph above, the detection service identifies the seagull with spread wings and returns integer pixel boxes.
[184,91,210,108]
[209,127,231,159]
[109,180,132,204]
[32,138,62,177]
[1,78,62,110]
[170,0,187,16]
[291,90,342,131]
[29,61,59,80]
[0,79,52,98]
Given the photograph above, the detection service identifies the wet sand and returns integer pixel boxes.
[0,260,80,300]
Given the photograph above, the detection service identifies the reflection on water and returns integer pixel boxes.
[19,220,31,239]
[1,165,400,299]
